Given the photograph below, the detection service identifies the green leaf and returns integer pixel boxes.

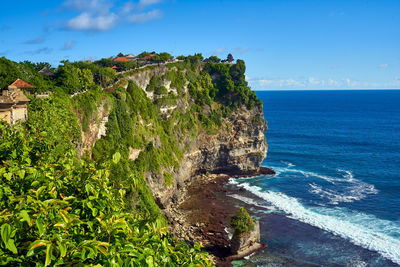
[20,210,32,226]
[45,243,52,267]
[59,210,71,224]
[7,239,17,254]
[36,219,45,236]
[4,172,12,181]
[112,152,121,164]
[145,255,154,267]
[57,241,67,258]
[17,170,25,179]
[1,224,11,246]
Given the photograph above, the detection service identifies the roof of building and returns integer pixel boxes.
[10,79,35,89]
[125,54,135,58]
[0,86,30,104]
[141,54,156,60]
[39,67,54,76]
[111,66,118,69]
[115,57,130,62]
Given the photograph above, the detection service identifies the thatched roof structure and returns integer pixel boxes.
[39,67,54,77]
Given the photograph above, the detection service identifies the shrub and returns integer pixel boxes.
[230,208,254,236]
[0,121,212,266]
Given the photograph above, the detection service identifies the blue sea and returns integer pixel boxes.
[229,90,400,266]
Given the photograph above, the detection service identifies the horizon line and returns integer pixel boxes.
[253,88,400,91]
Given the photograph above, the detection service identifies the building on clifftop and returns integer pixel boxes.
[0,79,33,125]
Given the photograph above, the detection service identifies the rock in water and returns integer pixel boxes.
[230,220,261,255]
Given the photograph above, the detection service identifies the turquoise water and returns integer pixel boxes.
[229,90,400,266]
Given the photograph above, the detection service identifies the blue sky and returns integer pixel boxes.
[0,0,399,90]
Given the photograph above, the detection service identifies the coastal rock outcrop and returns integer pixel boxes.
[230,220,261,255]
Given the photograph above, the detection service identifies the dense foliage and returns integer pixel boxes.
[230,208,255,236]
[0,57,55,92]
[0,121,211,266]
[0,53,265,266]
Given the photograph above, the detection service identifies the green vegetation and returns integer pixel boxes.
[28,94,81,150]
[230,208,255,236]
[0,52,265,266]
[0,57,55,93]
[0,121,211,266]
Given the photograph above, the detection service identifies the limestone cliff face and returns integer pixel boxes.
[81,65,267,209]
[77,100,109,157]
[146,104,267,209]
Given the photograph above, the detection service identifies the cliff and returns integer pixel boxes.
[89,61,267,209]
[1,55,268,266]
[148,104,267,208]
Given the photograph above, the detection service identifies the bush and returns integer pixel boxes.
[230,208,254,236]
[0,121,212,266]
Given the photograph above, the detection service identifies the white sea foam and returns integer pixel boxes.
[232,181,400,265]
[309,182,378,205]
[280,160,295,167]
[224,227,233,240]
[227,193,277,211]
[346,258,368,267]
[265,166,378,204]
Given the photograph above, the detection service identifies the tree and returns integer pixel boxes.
[208,56,221,63]
[227,53,234,63]
[230,208,254,236]
[229,59,246,84]
[117,52,124,57]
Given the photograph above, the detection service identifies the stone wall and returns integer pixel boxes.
[0,110,11,124]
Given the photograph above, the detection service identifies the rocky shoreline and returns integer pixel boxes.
[165,169,274,266]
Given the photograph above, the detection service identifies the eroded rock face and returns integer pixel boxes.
[78,100,109,157]
[230,220,261,255]
[146,105,268,208]
[79,65,267,211]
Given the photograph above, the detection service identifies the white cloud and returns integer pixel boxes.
[233,47,249,55]
[25,36,45,45]
[258,79,274,86]
[378,63,389,68]
[213,47,226,55]
[63,40,75,50]
[308,77,320,85]
[63,0,112,14]
[127,10,162,23]
[66,12,118,31]
[62,0,163,31]
[247,76,382,90]
[345,78,360,88]
[328,78,340,87]
[120,1,134,14]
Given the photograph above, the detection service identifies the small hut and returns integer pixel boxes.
[125,54,136,60]
[39,67,54,77]
[0,79,33,125]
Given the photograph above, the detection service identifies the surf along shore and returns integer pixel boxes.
[164,167,310,266]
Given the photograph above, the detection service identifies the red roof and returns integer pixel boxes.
[142,54,156,60]
[111,66,118,69]
[115,57,130,62]
[10,79,35,89]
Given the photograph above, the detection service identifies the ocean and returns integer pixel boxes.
[229,90,400,266]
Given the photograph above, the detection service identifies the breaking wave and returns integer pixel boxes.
[229,178,400,265]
